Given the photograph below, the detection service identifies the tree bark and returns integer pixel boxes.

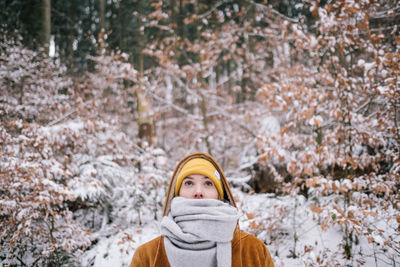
[136,0,154,146]
[118,0,124,51]
[42,0,51,53]
[68,0,76,69]
[195,0,212,155]
[137,0,144,74]
[99,0,106,32]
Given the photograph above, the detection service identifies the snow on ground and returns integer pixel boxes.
[81,221,160,267]
[233,188,395,267]
[81,187,397,267]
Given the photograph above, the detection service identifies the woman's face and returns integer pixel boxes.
[178,174,219,199]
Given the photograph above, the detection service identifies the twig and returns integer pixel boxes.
[246,0,299,23]
[213,105,257,137]
[143,88,201,120]
[198,0,229,19]
[46,109,77,127]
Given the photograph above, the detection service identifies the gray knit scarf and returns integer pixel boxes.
[160,197,239,267]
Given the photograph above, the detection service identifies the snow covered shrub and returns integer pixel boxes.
[76,144,169,266]
[256,0,399,265]
[0,38,169,266]
[0,121,91,266]
[0,36,73,123]
[0,40,91,265]
[65,124,168,230]
[38,52,170,265]
[85,51,141,127]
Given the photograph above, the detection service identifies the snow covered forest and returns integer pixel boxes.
[1,0,399,266]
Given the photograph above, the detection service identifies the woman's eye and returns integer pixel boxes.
[205,181,213,186]
[184,180,192,186]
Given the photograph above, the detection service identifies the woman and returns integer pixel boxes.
[130,152,275,267]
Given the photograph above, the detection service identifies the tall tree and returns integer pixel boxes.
[99,0,106,31]
[42,0,51,53]
[67,0,76,69]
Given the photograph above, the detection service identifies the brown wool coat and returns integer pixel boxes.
[130,152,275,267]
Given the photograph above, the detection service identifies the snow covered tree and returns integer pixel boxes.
[2,1,399,266]
[0,38,91,265]
[0,36,170,266]
[256,0,399,264]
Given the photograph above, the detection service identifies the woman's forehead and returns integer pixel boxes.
[184,174,210,179]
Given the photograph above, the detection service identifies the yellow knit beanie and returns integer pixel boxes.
[174,158,224,198]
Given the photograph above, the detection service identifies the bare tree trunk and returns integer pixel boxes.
[195,0,212,155]
[99,0,106,32]
[137,0,144,75]
[200,95,212,155]
[239,1,256,103]
[136,0,154,146]
[178,0,184,38]
[170,0,176,27]
[68,0,76,70]
[42,0,51,53]
[118,1,124,51]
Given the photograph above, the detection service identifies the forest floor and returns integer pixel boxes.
[80,186,395,267]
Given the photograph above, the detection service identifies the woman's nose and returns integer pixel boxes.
[193,186,204,198]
